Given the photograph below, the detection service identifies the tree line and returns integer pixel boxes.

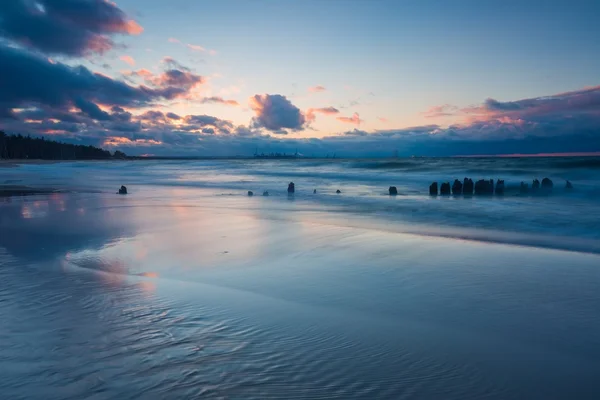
[0,131,126,160]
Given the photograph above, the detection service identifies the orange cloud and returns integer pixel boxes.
[133,68,153,78]
[103,137,162,146]
[123,20,143,35]
[309,85,326,93]
[119,55,135,66]
[337,112,363,125]
[378,117,388,123]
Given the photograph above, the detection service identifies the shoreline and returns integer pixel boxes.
[1,186,598,256]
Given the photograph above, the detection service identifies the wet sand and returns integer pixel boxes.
[2,188,600,398]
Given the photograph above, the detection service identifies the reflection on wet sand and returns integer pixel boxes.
[2,189,600,399]
[0,193,133,262]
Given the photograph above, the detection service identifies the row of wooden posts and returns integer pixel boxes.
[422,177,571,196]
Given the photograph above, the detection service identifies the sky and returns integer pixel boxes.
[1,0,600,157]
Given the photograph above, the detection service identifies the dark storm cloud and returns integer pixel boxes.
[110,106,132,122]
[184,114,223,126]
[183,114,234,134]
[0,0,143,56]
[152,69,204,90]
[249,94,307,133]
[0,45,200,117]
[16,107,83,123]
[74,98,111,120]
[483,98,525,111]
[138,110,168,124]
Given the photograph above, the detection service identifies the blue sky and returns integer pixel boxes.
[1,0,600,156]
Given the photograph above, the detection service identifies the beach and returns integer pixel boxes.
[2,159,600,399]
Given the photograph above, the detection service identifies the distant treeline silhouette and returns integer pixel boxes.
[0,131,125,160]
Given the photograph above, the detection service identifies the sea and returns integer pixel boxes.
[1,157,600,399]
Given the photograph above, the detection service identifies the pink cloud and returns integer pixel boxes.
[337,112,363,126]
[87,35,113,54]
[200,97,239,106]
[133,68,153,78]
[308,85,326,93]
[122,61,205,100]
[186,44,206,52]
[119,55,135,66]
[458,85,600,125]
[123,68,154,80]
[168,38,180,43]
[121,20,144,35]
[306,107,340,122]
[378,117,388,123]
[422,104,460,119]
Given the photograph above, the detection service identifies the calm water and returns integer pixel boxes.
[1,158,600,399]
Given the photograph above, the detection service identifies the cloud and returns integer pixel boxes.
[422,104,460,119]
[124,59,206,100]
[186,44,205,52]
[343,129,369,136]
[308,85,326,93]
[0,0,143,57]
[378,117,388,123]
[249,94,307,133]
[336,112,363,126]
[200,96,239,106]
[161,56,190,71]
[314,106,339,115]
[74,97,111,120]
[306,106,340,122]
[120,55,135,66]
[151,69,204,90]
[165,40,215,54]
[138,110,169,124]
[104,137,162,147]
[3,34,599,161]
[0,45,158,113]
[467,86,600,121]
[6,106,600,157]
[124,68,153,79]
[183,114,234,134]
[0,45,211,124]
